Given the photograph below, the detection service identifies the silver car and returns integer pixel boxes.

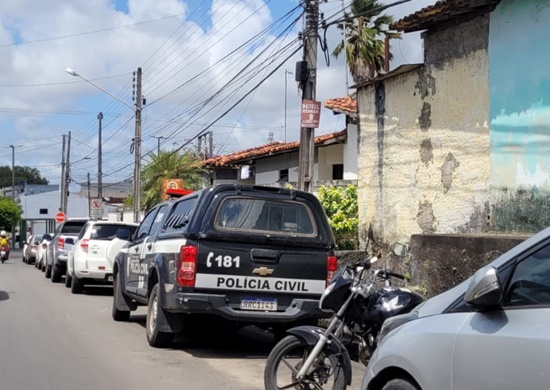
[361,226,550,390]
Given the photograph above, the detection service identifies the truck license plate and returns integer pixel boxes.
[240,297,277,311]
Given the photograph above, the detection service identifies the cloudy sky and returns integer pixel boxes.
[0,0,436,190]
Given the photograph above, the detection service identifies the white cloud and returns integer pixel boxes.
[491,102,550,128]
[0,0,434,187]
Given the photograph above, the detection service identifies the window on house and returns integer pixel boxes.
[279,169,289,182]
[39,208,48,215]
[332,164,344,180]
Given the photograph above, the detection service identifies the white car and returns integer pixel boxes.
[36,235,52,270]
[66,221,138,294]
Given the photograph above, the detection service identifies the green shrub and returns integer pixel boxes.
[317,185,359,250]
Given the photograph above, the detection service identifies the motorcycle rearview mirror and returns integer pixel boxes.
[391,243,407,257]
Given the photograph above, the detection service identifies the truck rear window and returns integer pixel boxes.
[91,224,137,240]
[215,197,316,235]
[61,221,88,234]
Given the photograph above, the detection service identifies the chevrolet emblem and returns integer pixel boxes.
[252,267,274,277]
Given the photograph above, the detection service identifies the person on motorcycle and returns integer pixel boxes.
[0,231,9,259]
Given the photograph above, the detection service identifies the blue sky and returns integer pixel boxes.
[0,0,434,190]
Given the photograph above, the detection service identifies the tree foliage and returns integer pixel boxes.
[332,0,400,83]
[140,150,206,211]
[0,197,22,231]
[0,165,49,188]
[317,185,359,250]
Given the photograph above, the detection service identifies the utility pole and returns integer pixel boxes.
[284,70,293,143]
[298,0,319,192]
[208,131,213,159]
[63,131,72,215]
[97,112,103,212]
[151,135,165,155]
[133,67,143,223]
[9,144,22,248]
[87,172,91,218]
[60,134,66,212]
[341,0,349,93]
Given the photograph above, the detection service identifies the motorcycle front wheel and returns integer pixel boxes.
[264,335,347,390]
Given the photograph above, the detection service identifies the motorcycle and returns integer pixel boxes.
[263,243,425,390]
[1,246,8,263]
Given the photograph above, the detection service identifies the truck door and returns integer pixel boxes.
[126,208,159,295]
[136,204,171,298]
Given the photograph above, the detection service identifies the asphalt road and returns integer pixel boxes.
[0,250,365,390]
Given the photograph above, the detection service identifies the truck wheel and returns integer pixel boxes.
[146,284,173,348]
[51,264,62,283]
[112,277,131,322]
[71,275,84,294]
[64,268,72,288]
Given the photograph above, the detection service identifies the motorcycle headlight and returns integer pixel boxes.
[378,312,419,344]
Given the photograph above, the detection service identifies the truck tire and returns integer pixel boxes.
[146,284,173,348]
[112,277,131,322]
[45,264,51,278]
[71,275,84,294]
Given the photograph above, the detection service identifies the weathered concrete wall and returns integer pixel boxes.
[357,15,491,248]
[489,0,550,232]
[336,232,530,299]
[407,233,531,297]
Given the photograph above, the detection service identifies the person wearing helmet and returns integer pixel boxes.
[0,231,9,259]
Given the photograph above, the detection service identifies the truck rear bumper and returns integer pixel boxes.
[168,293,326,323]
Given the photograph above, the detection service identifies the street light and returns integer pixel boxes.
[66,67,143,223]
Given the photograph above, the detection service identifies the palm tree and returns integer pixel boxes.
[139,150,206,211]
[332,0,401,83]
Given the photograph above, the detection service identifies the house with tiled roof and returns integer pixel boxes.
[354,0,550,256]
[203,125,358,190]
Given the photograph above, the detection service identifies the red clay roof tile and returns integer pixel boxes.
[392,0,500,33]
[204,130,347,167]
[324,96,357,114]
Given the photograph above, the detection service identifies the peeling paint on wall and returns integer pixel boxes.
[417,201,436,233]
[420,138,433,166]
[456,201,490,233]
[441,152,460,193]
[419,102,432,130]
[357,14,490,247]
[414,70,437,99]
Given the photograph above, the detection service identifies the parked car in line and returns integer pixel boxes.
[36,234,52,272]
[66,221,138,294]
[45,219,89,282]
[23,235,43,264]
[112,184,337,348]
[361,226,550,390]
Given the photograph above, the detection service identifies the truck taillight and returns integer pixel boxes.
[327,255,338,285]
[58,237,65,249]
[80,239,89,253]
[177,245,197,287]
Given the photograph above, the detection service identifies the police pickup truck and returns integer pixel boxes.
[111,184,337,347]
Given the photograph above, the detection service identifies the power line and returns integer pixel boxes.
[0,13,188,48]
